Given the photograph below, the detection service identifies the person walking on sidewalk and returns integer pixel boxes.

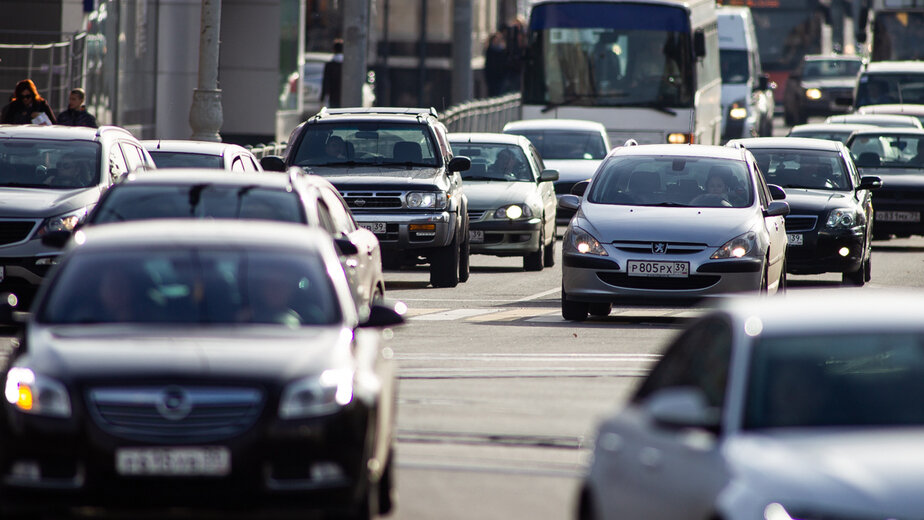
[1,79,56,125]
[321,39,344,108]
[57,88,98,128]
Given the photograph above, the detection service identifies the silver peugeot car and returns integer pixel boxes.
[559,143,789,320]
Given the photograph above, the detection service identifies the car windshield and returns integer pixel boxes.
[748,149,850,190]
[293,122,440,168]
[855,73,924,107]
[90,184,305,224]
[586,156,754,208]
[786,130,852,144]
[0,139,101,189]
[720,49,749,84]
[802,59,861,79]
[847,134,924,171]
[451,143,534,182]
[39,248,341,326]
[149,151,224,169]
[744,332,924,429]
[504,129,607,160]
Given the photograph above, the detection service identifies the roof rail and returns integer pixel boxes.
[317,107,438,118]
[623,139,638,147]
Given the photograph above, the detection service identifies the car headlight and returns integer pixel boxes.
[4,367,72,418]
[729,101,748,120]
[493,204,533,220]
[711,231,759,259]
[406,191,448,209]
[805,88,822,100]
[564,226,608,256]
[278,369,354,419]
[39,207,88,235]
[826,208,856,228]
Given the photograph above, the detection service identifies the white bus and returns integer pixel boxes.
[521,0,722,145]
[860,0,924,61]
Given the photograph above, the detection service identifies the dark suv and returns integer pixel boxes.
[264,107,472,288]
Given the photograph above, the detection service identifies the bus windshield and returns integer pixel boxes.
[523,2,694,108]
[872,12,924,61]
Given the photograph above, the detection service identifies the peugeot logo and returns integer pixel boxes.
[354,199,367,207]
[155,387,193,421]
[652,242,668,255]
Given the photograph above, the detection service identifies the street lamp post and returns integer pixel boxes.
[189,0,223,142]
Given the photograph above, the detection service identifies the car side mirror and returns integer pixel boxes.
[571,180,590,196]
[41,230,72,249]
[359,299,406,328]
[539,169,559,182]
[449,156,471,173]
[334,237,359,256]
[765,201,790,217]
[767,184,786,200]
[857,175,882,191]
[260,155,287,172]
[559,194,581,211]
[645,387,720,431]
[694,30,706,58]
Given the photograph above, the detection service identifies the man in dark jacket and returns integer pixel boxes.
[57,88,98,128]
[321,39,343,109]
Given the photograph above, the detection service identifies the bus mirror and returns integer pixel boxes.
[694,30,706,58]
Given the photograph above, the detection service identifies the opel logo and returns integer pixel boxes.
[155,387,192,421]
[652,242,667,255]
[354,199,367,207]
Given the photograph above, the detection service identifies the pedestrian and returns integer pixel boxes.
[321,39,344,109]
[484,30,508,97]
[56,88,98,128]
[503,16,528,93]
[1,79,56,125]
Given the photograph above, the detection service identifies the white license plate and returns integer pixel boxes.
[626,260,689,278]
[787,233,803,246]
[360,222,387,233]
[116,447,231,476]
[878,211,921,223]
[469,230,484,244]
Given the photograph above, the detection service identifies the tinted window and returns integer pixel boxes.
[0,139,100,189]
[786,129,853,143]
[802,59,861,79]
[451,143,534,182]
[856,73,924,107]
[91,185,305,224]
[293,122,440,168]
[149,151,224,169]
[504,130,607,160]
[748,148,851,190]
[39,248,341,326]
[847,133,924,171]
[720,49,749,84]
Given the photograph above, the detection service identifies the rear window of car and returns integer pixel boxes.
[847,133,924,170]
[38,248,341,326]
[149,151,224,169]
[90,184,305,224]
[0,139,101,189]
[504,129,607,160]
[748,148,851,190]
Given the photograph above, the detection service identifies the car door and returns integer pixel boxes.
[320,185,383,307]
[755,161,786,282]
[528,144,557,242]
[593,317,733,520]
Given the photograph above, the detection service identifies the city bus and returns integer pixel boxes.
[860,0,924,61]
[521,0,722,145]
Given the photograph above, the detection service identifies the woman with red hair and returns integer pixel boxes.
[1,79,56,125]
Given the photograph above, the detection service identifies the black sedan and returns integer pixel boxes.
[846,128,924,241]
[728,137,881,285]
[0,220,403,519]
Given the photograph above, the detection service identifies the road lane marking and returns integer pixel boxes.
[403,307,449,318]
[515,287,561,302]
[394,353,660,361]
[412,308,501,321]
[465,308,559,322]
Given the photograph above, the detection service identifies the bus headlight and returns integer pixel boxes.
[805,88,822,100]
[729,101,748,120]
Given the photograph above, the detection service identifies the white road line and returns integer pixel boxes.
[515,287,561,302]
[466,308,559,322]
[411,308,502,321]
[395,353,660,361]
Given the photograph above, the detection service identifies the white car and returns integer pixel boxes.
[142,140,263,172]
[579,289,924,520]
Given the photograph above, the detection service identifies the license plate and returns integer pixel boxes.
[626,260,689,278]
[787,233,803,246]
[116,447,231,476]
[877,211,921,223]
[469,230,484,244]
[360,222,387,233]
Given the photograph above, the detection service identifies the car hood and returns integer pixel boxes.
[464,182,539,209]
[778,189,854,214]
[0,186,100,218]
[576,203,756,246]
[867,171,924,190]
[543,159,601,183]
[310,165,447,190]
[726,429,924,518]
[24,325,354,382]
[800,77,856,90]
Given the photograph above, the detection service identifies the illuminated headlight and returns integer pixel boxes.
[4,368,71,418]
[711,231,758,259]
[805,88,822,100]
[39,207,88,235]
[494,204,532,220]
[826,208,856,228]
[565,226,608,256]
[406,191,448,209]
[667,133,691,144]
[278,369,354,419]
[729,102,748,120]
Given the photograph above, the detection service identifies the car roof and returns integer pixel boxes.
[141,140,250,155]
[825,113,923,126]
[120,169,290,187]
[448,132,527,146]
[858,104,924,116]
[727,137,844,151]
[306,107,438,124]
[847,127,924,137]
[863,61,924,73]
[609,143,748,161]
[502,119,606,132]
[0,124,131,140]
[803,54,862,62]
[789,123,880,133]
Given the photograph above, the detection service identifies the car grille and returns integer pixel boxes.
[341,191,403,209]
[88,386,264,443]
[611,241,707,255]
[784,215,818,232]
[597,272,720,290]
[0,220,37,245]
[468,209,487,221]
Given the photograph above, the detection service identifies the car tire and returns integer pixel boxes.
[377,447,396,515]
[524,231,545,271]
[459,233,471,283]
[562,289,589,321]
[842,259,867,287]
[864,254,872,282]
[588,302,611,317]
[429,234,460,288]
[543,230,556,267]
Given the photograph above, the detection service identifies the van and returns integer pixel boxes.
[717,6,774,141]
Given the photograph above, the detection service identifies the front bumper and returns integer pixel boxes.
[351,210,458,255]
[785,228,865,274]
[469,218,542,256]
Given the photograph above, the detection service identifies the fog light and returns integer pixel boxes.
[311,462,345,482]
[839,247,850,257]
[10,460,40,482]
[409,224,435,231]
[35,257,58,266]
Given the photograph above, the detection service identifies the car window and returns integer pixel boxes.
[505,129,608,160]
[109,146,130,182]
[315,200,337,234]
[451,143,534,182]
[747,149,851,190]
[802,59,861,79]
[0,139,101,189]
[529,144,545,176]
[38,248,341,326]
[90,185,305,224]
[587,156,754,208]
[320,186,357,233]
[847,133,924,171]
[149,151,224,169]
[856,73,924,107]
[787,130,852,143]
[720,49,749,84]
[293,122,440,168]
[231,157,245,172]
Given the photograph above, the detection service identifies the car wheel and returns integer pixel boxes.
[864,254,872,282]
[543,230,556,267]
[459,232,471,283]
[562,289,589,321]
[524,230,545,271]
[842,259,867,287]
[429,234,460,288]
[588,302,611,317]
[377,447,396,515]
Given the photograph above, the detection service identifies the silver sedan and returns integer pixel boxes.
[559,143,788,320]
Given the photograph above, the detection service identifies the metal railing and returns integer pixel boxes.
[0,33,88,112]
[440,92,522,133]
[246,142,287,159]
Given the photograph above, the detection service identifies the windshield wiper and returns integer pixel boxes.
[623,101,678,116]
[463,175,502,181]
[314,160,366,168]
[383,161,436,169]
[648,202,687,207]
